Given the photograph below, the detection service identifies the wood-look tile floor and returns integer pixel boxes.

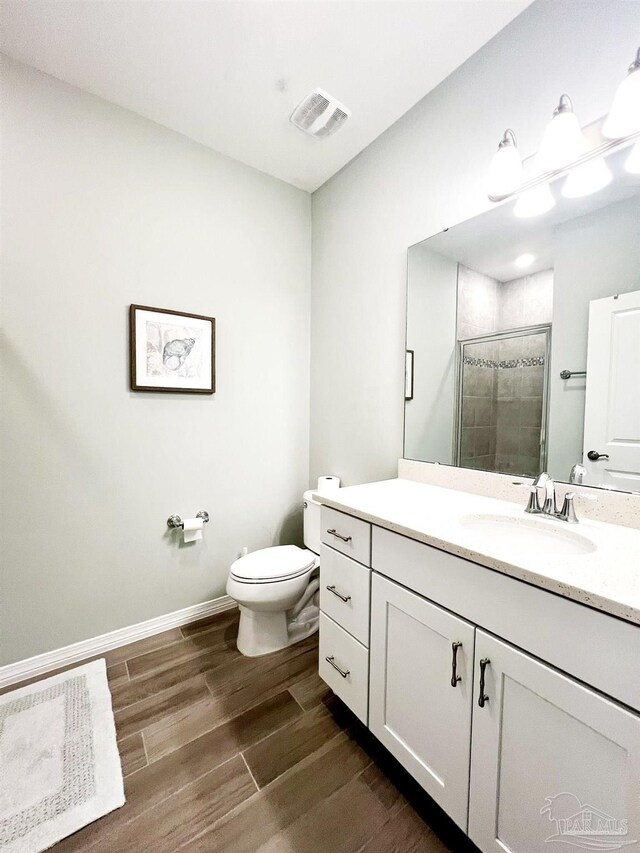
[7,609,478,852]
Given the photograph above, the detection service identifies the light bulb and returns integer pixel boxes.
[515,253,535,269]
[562,157,612,198]
[602,49,640,139]
[537,95,587,172]
[625,140,640,174]
[513,184,555,218]
[487,130,523,198]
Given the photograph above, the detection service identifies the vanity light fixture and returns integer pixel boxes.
[514,253,535,269]
[602,47,640,139]
[488,47,639,211]
[625,140,640,174]
[539,96,612,199]
[487,129,523,198]
[537,95,586,172]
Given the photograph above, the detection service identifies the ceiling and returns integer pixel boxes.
[0,0,532,192]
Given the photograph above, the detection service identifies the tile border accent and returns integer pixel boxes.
[0,595,237,690]
[462,355,545,369]
[398,459,640,530]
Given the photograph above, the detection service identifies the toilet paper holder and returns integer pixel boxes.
[167,510,210,529]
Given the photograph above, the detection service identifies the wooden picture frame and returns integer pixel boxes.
[129,304,216,394]
[405,349,414,401]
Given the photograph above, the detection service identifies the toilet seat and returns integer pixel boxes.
[230,545,316,584]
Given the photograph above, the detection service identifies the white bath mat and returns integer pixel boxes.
[0,659,125,852]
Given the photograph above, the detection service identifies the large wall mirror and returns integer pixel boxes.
[404,145,640,493]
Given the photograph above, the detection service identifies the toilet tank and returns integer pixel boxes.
[302,490,322,555]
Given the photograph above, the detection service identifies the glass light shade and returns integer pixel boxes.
[513,184,556,218]
[537,109,586,172]
[602,68,640,139]
[562,157,612,198]
[487,143,523,197]
[625,140,640,174]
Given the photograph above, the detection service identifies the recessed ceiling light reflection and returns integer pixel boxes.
[515,253,535,269]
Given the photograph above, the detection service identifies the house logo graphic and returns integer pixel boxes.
[541,793,637,850]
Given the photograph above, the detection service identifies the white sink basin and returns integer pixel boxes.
[459,513,597,557]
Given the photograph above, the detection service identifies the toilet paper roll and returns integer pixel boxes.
[182,517,203,543]
[317,475,341,495]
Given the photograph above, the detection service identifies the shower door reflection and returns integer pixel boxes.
[456,326,551,477]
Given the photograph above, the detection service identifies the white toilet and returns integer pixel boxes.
[226,490,321,657]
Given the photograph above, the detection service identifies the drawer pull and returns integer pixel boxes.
[326,584,351,603]
[478,657,491,707]
[325,655,350,678]
[450,641,462,687]
[326,528,352,543]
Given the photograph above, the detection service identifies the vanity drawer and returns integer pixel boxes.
[319,545,371,646]
[321,507,371,566]
[319,612,369,724]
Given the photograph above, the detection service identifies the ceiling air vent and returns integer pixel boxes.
[290,88,351,138]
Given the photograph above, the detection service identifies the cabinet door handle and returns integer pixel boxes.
[450,641,462,687]
[478,657,491,707]
[326,585,351,603]
[326,528,352,543]
[325,655,350,678]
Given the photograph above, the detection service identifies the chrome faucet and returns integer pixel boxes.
[525,472,556,516]
[525,471,591,524]
[525,472,580,523]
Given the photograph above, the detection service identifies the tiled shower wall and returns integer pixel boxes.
[459,340,499,472]
[458,267,553,476]
[494,334,546,476]
[457,266,553,335]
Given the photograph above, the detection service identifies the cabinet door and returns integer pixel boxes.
[369,572,475,830]
[469,630,640,853]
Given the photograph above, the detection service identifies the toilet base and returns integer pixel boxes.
[236,604,319,657]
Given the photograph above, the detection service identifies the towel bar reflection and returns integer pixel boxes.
[560,369,586,380]
[167,511,210,529]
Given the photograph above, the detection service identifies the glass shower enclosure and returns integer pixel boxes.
[455,325,551,478]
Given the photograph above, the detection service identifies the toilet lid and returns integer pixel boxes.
[230,545,316,583]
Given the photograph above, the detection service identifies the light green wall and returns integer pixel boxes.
[0,58,311,665]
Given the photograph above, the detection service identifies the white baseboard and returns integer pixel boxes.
[0,594,237,690]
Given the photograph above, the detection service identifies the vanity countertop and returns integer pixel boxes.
[314,478,640,626]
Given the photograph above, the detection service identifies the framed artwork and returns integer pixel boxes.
[405,349,414,401]
[129,305,216,394]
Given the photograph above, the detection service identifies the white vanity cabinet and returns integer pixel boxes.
[362,526,640,851]
[369,573,475,829]
[368,570,640,849]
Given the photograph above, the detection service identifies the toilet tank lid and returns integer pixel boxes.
[230,545,316,582]
[303,490,321,504]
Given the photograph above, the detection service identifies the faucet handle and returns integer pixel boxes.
[556,492,578,523]
[525,485,541,514]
